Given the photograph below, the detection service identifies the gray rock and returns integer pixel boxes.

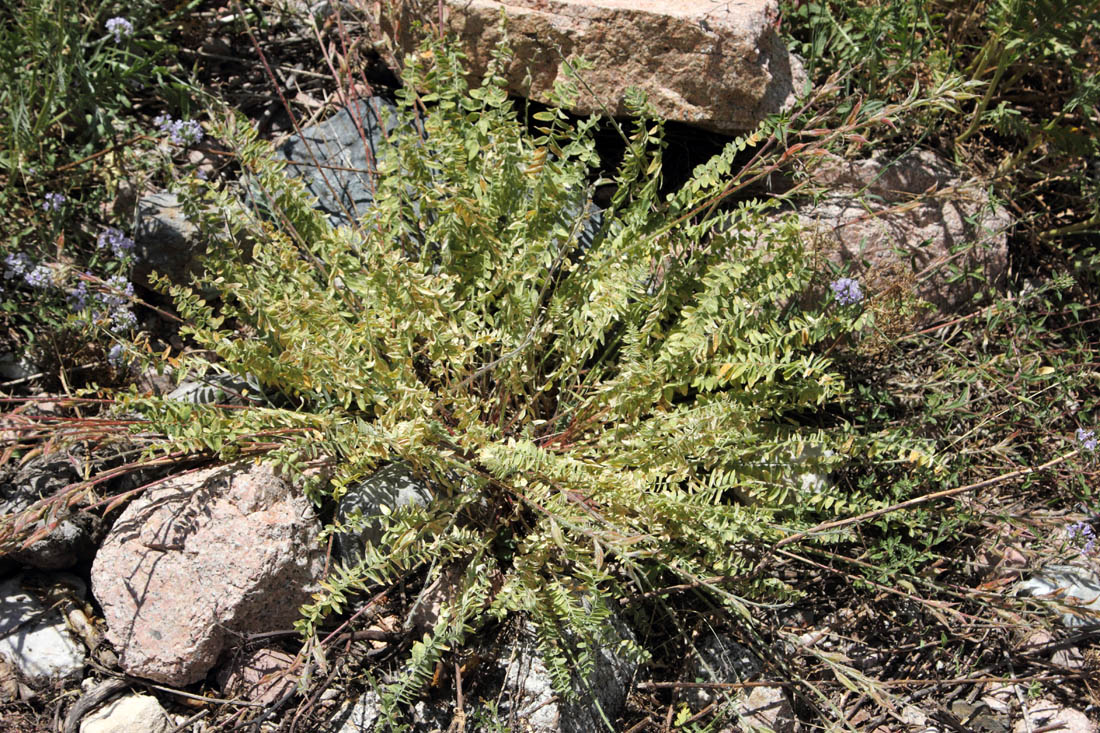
[1,454,100,569]
[79,693,172,733]
[949,699,1009,733]
[492,614,638,732]
[276,97,399,228]
[0,351,39,381]
[133,191,203,287]
[683,632,762,710]
[165,371,263,405]
[1012,697,1096,733]
[740,685,799,733]
[334,463,435,563]
[1016,565,1100,627]
[333,690,381,733]
[411,699,452,731]
[680,632,801,730]
[407,562,466,636]
[0,575,85,683]
[91,461,325,685]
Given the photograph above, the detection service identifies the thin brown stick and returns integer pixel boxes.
[51,135,149,174]
[775,451,1077,548]
[137,679,266,707]
[622,718,654,733]
[637,673,1076,691]
[166,710,209,733]
[316,573,413,649]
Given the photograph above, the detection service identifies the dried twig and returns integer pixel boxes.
[776,451,1078,548]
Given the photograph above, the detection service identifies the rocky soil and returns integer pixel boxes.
[1,1,1097,731]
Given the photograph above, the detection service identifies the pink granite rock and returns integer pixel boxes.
[382,0,805,134]
[217,648,298,705]
[1013,698,1096,733]
[91,462,325,686]
[796,149,1011,316]
[741,685,799,733]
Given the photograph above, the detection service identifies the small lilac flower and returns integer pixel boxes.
[97,274,134,308]
[173,120,203,146]
[105,17,133,44]
[1077,428,1097,452]
[97,227,135,259]
[156,115,203,146]
[830,277,863,306]
[42,192,65,212]
[1068,520,1097,555]
[107,343,127,368]
[69,279,91,311]
[4,253,32,279]
[110,306,137,331]
[24,264,54,290]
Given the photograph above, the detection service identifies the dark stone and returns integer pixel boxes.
[276,96,400,228]
[1,454,100,570]
[333,462,434,564]
[133,191,203,287]
[682,631,762,710]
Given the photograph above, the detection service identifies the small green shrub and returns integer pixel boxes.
[113,35,941,723]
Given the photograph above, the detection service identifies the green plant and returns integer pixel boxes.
[107,34,955,725]
[0,0,192,173]
[3,3,1098,727]
[0,0,203,386]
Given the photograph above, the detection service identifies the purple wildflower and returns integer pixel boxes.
[830,277,863,306]
[1068,520,1097,556]
[97,227,135,259]
[96,274,134,310]
[91,275,137,331]
[24,264,54,290]
[105,17,133,44]
[156,115,203,146]
[1077,428,1098,452]
[69,279,91,311]
[110,307,137,331]
[42,193,65,212]
[4,253,32,279]
[107,343,127,368]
